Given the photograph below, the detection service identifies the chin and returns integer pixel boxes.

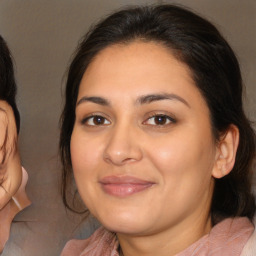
[103,221,148,235]
[95,209,154,235]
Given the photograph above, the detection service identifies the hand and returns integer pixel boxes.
[0,100,22,210]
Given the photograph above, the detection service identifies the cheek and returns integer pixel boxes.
[148,129,215,181]
[70,130,101,178]
[147,132,216,216]
[70,130,104,209]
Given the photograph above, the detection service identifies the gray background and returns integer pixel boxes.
[0,0,255,255]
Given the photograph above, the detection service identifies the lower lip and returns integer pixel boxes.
[100,183,154,197]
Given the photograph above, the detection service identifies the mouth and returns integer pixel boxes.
[99,176,155,197]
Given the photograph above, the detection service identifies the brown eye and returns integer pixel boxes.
[93,116,105,125]
[83,115,110,126]
[144,114,175,126]
[154,116,168,125]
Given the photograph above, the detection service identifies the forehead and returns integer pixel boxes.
[78,41,201,104]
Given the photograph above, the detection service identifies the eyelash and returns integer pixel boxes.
[81,115,111,126]
[81,113,176,127]
[143,113,176,126]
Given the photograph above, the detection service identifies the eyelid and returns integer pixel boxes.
[80,113,111,126]
[143,112,177,126]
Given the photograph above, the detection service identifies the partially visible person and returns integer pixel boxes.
[0,35,31,252]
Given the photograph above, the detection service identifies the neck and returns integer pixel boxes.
[117,214,212,256]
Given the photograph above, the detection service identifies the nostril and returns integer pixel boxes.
[103,151,128,165]
[102,127,143,165]
[103,145,143,165]
[103,155,139,166]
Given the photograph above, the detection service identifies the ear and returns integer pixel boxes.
[212,125,239,179]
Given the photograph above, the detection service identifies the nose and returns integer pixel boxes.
[103,122,143,166]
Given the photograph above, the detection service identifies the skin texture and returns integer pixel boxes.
[0,100,31,252]
[0,100,22,208]
[70,42,239,256]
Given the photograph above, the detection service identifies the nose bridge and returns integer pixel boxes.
[103,118,142,165]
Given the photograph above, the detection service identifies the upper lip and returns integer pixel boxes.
[99,175,155,185]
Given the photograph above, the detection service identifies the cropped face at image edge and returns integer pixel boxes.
[70,41,226,239]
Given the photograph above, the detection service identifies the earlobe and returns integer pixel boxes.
[212,125,239,179]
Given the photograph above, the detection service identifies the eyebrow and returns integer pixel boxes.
[137,93,190,108]
[77,96,110,106]
[76,93,190,108]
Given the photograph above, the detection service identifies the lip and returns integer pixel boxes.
[99,176,155,197]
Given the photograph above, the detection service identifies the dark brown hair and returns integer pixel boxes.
[0,35,20,133]
[60,4,255,223]
[0,35,19,180]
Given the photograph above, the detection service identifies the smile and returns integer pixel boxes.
[99,176,155,197]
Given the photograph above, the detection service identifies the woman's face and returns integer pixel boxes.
[71,41,219,236]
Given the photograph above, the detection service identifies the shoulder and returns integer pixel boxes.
[209,217,254,255]
[61,226,119,256]
[178,217,254,256]
[241,217,256,256]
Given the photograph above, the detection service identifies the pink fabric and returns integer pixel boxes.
[61,227,119,256]
[61,217,254,256]
[0,167,31,252]
[176,218,254,256]
[241,217,256,256]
